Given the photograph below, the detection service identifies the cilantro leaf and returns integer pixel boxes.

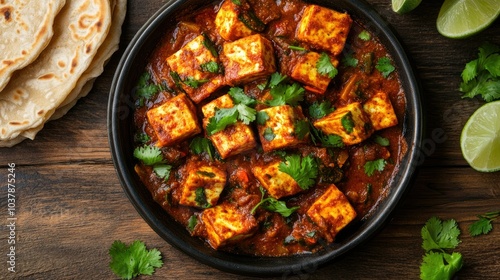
[294,120,310,140]
[153,164,172,180]
[468,210,499,236]
[187,215,198,232]
[183,77,209,88]
[279,154,318,190]
[236,103,257,124]
[309,101,335,119]
[373,135,390,146]
[266,82,305,106]
[251,187,299,217]
[342,52,359,67]
[202,33,218,57]
[317,52,338,79]
[268,72,288,88]
[195,187,211,208]
[135,72,161,104]
[189,137,215,160]
[109,240,163,280]
[228,87,257,107]
[310,126,344,148]
[460,42,500,102]
[200,61,221,73]
[341,112,355,134]
[134,133,150,144]
[376,57,395,78]
[358,30,371,41]
[263,127,275,141]
[420,251,463,280]
[364,159,386,176]
[133,145,164,165]
[421,217,461,251]
[206,104,256,135]
[256,110,270,125]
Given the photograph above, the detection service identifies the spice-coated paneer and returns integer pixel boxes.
[201,94,257,159]
[290,51,339,94]
[363,91,398,131]
[314,102,373,146]
[296,5,352,56]
[221,34,276,86]
[202,203,258,249]
[166,34,223,103]
[251,160,303,199]
[146,94,201,147]
[215,0,255,41]
[179,162,227,208]
[257,105,308,152]
[306,184,357,241]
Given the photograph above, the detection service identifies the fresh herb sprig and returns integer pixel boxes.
[460,42,500,102]
[279,154,318,190]
[265,73,305,107]
[364,159,386,176]
[419,217,463,280]
[109,240,163,280]
[317,52,338,79]
[251,187,299,217]
[133,145,171,181]
[376,56,395,78]
[469,210,500,236]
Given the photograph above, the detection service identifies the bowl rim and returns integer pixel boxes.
[108,0,423,276]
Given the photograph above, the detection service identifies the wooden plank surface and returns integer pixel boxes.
[1,0,500,279]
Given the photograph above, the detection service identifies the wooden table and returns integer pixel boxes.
[2,1,499,279]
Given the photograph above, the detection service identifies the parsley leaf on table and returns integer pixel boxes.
[279,154,318,190]
[317,52,338,78]
[109,240,163,280]
[460,42,500,102]
[419,217,463,280]
[364,159,386,176]
[376,56,395,78]
[468,210,500,236]
[133,145,164,166]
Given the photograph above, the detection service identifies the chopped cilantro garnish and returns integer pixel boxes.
[341,112,355,133]
[308,101,335,119]
[342,51,359,67]
[294,120,310,140]
[133,145,164,166]
[468,210,499,236]
[460,42,500,102]
[256,110,270,125]
[134,133,150,144]
[419,217,463,280]
[263,127,275,141]
[206,104,256,135]
[189,137,215,160]
[266,79,305,107]
[200,61,221,73]
[109,240,163,280]
[310,126,344,148]
[195,188,211,208]
[153,164,172,181]
[373,135,390,146]
[135,72,161,104]
[279,154,318,190]
[364,159,386,176]
[376,56,395,78]
[202,33,218,57]
[187,215,198,232]
[317,52,338,79]
[268,72,288,88]
[251,187,299,217]
[183,77,209,88]
[228,87,257,107]
[358,30,371,41]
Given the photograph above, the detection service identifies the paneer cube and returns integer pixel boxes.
[146,93,201,147]
[215,0,255,41]
[290,51,339,94]
[221,34,276,86]
[306,184,357,241]
[257,105,308,153]
[202,203,258,249]
[313,102,373,146]
[166,34,223,103]
[296,5,352,56]
[201,94,257,159]
[179,162,227,208]
[251,160,303,199]
[363,91,398,131]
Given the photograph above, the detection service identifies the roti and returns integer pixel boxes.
[0,0,112,141]
[0,0,66,91]
[0,0,126,147]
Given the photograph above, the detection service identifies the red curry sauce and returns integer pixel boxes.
[132,0,407,256]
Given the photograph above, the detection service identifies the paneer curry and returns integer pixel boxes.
[132,0,407,256]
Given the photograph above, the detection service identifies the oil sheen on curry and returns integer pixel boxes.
[132,0,407,256]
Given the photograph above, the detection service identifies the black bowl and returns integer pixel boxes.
[108,0,423,277]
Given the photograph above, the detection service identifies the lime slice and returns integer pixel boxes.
[437,0,500,39]
[460,101,500,172]
[392,0,422,14]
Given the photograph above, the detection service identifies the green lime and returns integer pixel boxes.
[437,0,500,39]
[392,0,422,14]
[460,101,500,172]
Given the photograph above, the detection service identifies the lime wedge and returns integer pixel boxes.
[437,0,500,39]
[392,0,422,14]
[460,101,500,172]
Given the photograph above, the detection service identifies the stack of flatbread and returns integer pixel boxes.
[0,0,126,147]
